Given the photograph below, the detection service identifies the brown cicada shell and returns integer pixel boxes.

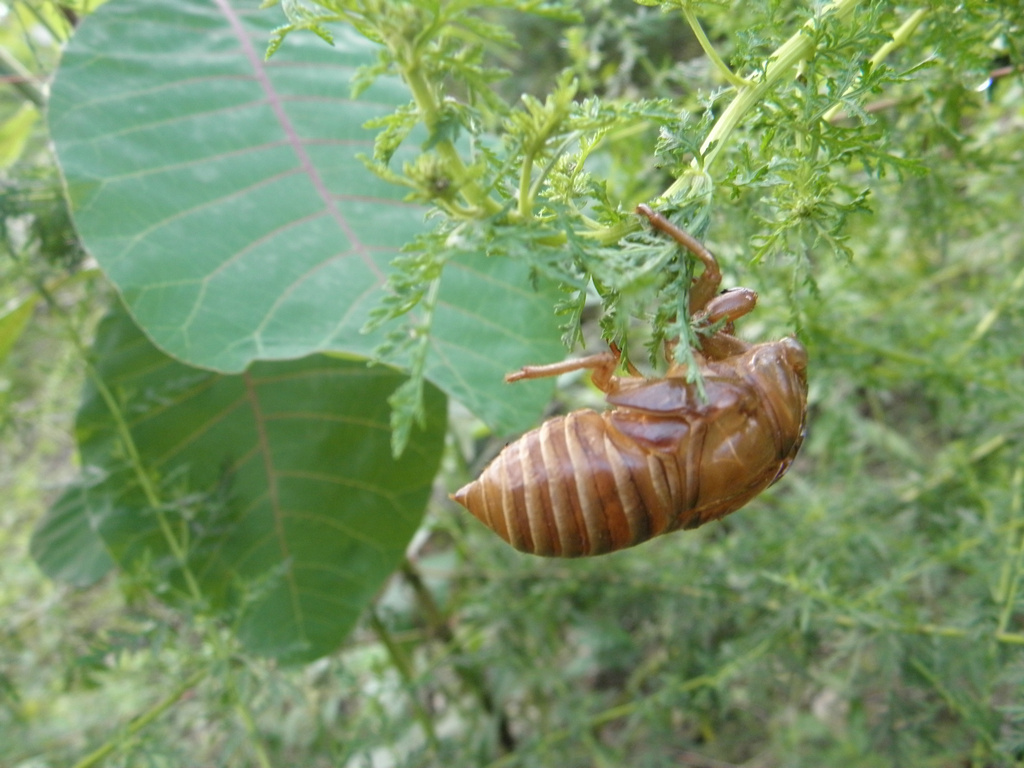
[451,204,809,557]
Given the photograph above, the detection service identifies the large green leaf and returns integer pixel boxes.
[31,307,447,662]
[48,0,564,434]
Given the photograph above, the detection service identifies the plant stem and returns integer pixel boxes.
[217,649,274,768]
[899,434,1008,504]
[232,695,274,768]
[821,8,929,122]
[949,261,1024,365]
[24,276,264,765]
[679,4,752,89]
[400,61,500,217]
[909,659,997,749]
[664,0,862,199]
[483,638,769,768]
[18,0,73,44]
[71,668,208,768]
[831,614,1024,646]
[996,463,1024,637]
[401,559,516,753]
[0,46,46,107]
[83,353,204,603]
[369,609,443,755]
[867,8,928,68]
[28,275,205,605]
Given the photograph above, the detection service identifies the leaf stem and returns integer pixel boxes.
[518,148,535,219]
[529,130,584,206]
[390,275,441,457]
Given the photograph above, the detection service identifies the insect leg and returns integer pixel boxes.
[636,204,721,314]
[506,349,622,392]
[702,287,758,326]
[608,342,642,377]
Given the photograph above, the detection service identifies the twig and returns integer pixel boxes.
[679,4,752,89]
[663,0,862,196]
[71,668,208,768]
[821,8,929,123]
[996,463,1024,639]
[369,609,443,755]
[0,46,45,107]
[402,558,517,753]
[483,639,771,768]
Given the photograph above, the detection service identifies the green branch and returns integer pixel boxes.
[28,276,205,605]
[0,46,46,107]
[402,559,516,753]
[679,4,752,88]
[71,668,208,768]
[400,54,501,217]
[483,638,770,768]
[997,463,1024,639]
[369,609,443,755]
[821,8,929,122]
[664,0,861,199]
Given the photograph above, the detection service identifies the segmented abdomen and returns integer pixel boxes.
[452,409,697,556]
